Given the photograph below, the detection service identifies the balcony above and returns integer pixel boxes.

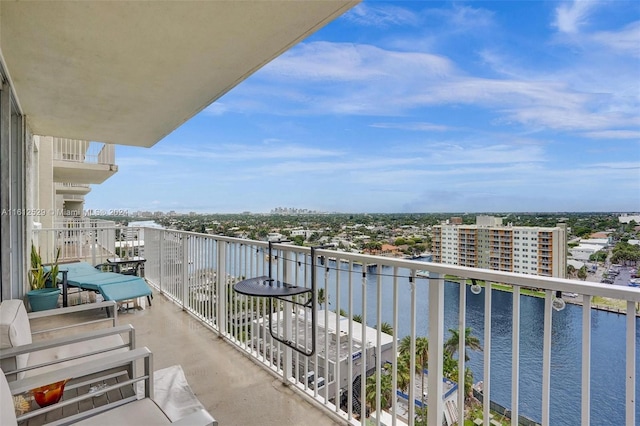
[53,162,117,185]
[53,140,117,184]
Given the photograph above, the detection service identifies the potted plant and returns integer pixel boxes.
[27,244,61,312]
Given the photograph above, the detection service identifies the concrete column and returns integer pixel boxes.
[37,136,55,229]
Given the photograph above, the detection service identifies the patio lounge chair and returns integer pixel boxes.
[0,300,133,381]
[49,262,152,308]
[1,348,216,425]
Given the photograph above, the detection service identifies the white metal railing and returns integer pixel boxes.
[32,226,640,426]
[54,183,91,190]
[60,194,85,201]
[33,223,136,265]
[53,138,115,165]
[53,218,116,229]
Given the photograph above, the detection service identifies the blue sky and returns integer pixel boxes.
[87,0,640,214]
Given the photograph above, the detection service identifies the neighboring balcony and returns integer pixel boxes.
[31,226,640,426]
[55,182,91,196]
[53,139,117,184]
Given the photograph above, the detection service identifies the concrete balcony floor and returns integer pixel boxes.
[58,295,341,426]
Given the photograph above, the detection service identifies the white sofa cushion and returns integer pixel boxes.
[1,300,127,380]
[0,367,17,426]
[0,300,33,380]
[25,334,127,377]
[0,366,18,425]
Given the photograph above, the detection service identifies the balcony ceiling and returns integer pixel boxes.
[0,1,358,148]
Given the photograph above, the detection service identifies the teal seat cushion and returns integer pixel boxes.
[49,262,152,303]
[99,278,152,301]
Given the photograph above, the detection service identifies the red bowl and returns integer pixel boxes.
[32,379,69,407]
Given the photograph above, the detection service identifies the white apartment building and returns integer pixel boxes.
[290,229,314,240]
[432,216,567,278]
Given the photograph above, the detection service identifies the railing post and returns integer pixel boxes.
[181,235,189,310]
[542,290,553,426]
[428,272,444,426]
[581,294,591,426]
[282,247,294,383]
[216,240,227,335]
[91,230,96,265]
[626,300,636,426]
[408,273,416,425]
[484,281,493,426]
[512,285,521,426]
[158,230,163,293]
[458,279,467,426]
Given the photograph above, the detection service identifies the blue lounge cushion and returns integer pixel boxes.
[48,262,152,303]
[99,279,152,301]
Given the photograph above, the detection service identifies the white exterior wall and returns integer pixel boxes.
[580,238,610,247]
[476,215,503,226]
[619,214,640,224]
[290,229,312,239]
[512,228,539,275]
[440,225,459,265]
[569,244,601,261]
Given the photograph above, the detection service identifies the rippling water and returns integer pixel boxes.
[325,262,640,425]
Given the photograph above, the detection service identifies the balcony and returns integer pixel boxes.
[54,183,91,196]
[53,139,117,184]
[31,225,640,426]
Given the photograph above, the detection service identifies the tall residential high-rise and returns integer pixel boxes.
[432,216,567,278]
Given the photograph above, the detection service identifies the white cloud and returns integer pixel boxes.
[242,39,636,133]
[262,42,454,82]
[116,157,158,167]
[590,21,640,56]
[553,0,598,34]
[420,144,546,166]
[443,4,495,30]
[591,161,640,169]
[505,106,635,131]
[203,102,228,116]
[344,3,420,27]
[582,130,640,139]
[370,122,451,132]
[156,143,344,161]
[231,143,546,183]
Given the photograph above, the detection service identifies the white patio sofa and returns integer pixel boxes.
[1,347,216,425]
[0,300,133,381]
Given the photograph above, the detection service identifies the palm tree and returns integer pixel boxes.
[395,354,411,394]
[365,371,393,413]
[442,352,475,404]
[399,335,429,404]
[352,314,362,324]
[577,265,588,281]
[444,327,482,361]
[317,288,326,310]
[375,322,393,335]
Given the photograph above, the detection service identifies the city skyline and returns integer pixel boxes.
[86,0,640,214]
